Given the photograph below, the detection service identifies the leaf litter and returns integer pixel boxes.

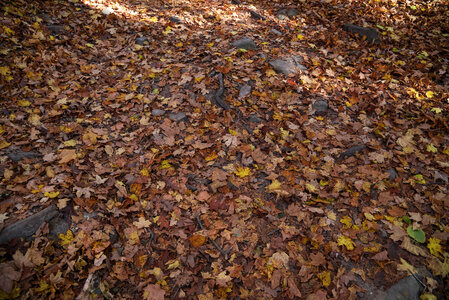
[0,0,448,298]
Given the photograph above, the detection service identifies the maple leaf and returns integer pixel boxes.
[133,217,151,229]
[337,235,355,250]
[143,284,165,300]
[427,238,443,258]
[190,234,207,247]
[234,166,251,178]
[317,271,331,287]
[59,149,77,164]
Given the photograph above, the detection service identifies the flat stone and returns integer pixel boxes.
[287,8,299,17]
[239,85,252,98]
[152,109,165,116]
[7,151,39,162]
[343,23,380,44]
[312,99,329,113]
[382,276,423,300]
[248,114,263,123]
[269,56,307,76]
[278,8,288,16]
[270,29,283,36]
[136,37,149,46]
[0,205,58,244]
[168,112,187,121]
[46,24,65,35]
[169,16,181,23]
[386,168,398,180]
[232,37,256,50]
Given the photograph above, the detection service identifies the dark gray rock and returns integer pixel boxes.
[248,114,263,123]
[135,37,149,46]
[269,56,307,76]
[0,205,58,244]
[46,24,65,35]
[382,275,423,300]
[287,8,299,17]
[49,217,70,240]
[278,8,288,16]
[343,24,380,44]
[338,145,366,161]
[239,85,252,98]
[386,168,398,180]
[232,37,256,50]
[312,99,329,113]
[169,16,181,23]
[7,151,39,162]
[270,28,283,36]
[168,112,187,121]
[152,109,166,116]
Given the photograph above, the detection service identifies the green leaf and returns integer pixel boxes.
[402,216,411,224]
[407,226,426,243]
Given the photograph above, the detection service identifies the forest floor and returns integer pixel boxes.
[0,0,448,299]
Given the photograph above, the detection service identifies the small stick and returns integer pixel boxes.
[195,213,229,258]
[408,268,427,290]
[267,228,280,236]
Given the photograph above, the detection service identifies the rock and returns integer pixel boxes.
[338,145,366,161]
[135,37,149,46]
[312,99,329,113]
[269,56,307,76]
[152,109,166,116]
[343,23,380,44]
[270,28,283,36]
[382,275,423,300]
[7,151,39,162]
[232,37,256,50]
[386,168,398,180]
[48,216,70,240]
[278,8,288,16]
[0,205,58,244]
[169,16,181,23]
[168,112,187,121]
[287,8,299,17]
[248,114,263,123]
[239,85,252,98]
[46,24,65,35]
[101,7,115,16]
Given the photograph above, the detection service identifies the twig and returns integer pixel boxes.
[408,268,427,290]
[214,73,230,110]
[267,228,280,236]
[76,273,93,300]
[195,213,229,258]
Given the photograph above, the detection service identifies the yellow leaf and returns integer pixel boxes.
[18,100,31,107]
[338,235,355,250]
[0,66,11,76]
[86,43,94,48]
[166,259,180,270]
[4,27,14,36]
[148,16,158,22]
[140,168,149,176]
[340,216,353,229]
[428,238,443,257]
[317,271,331,287]
[205,151,218,162]
[59,230,74,247]
[297,34,304,40]
[268,179,282,191]
[234,166,251,178]
[229,129,237,136]
[64,139,77,147]
[431,107,442,114]
[420,294,437,300]
[28,114,41,126]
[305,183,317,193]
[397,257,417,274]
[175,42,183,47]
[0,140,11,149]
[425,91,434,98]
[443,147,449,156]
[426,144,437,153]
[44,191,59,198]
[163,26,172,35]
[207,42,214,47]
[266,69,276,77]
[161,160,172,169]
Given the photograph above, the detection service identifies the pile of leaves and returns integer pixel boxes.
[0,0,448,298]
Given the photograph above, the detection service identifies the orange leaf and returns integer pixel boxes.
[190,234,206,247]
